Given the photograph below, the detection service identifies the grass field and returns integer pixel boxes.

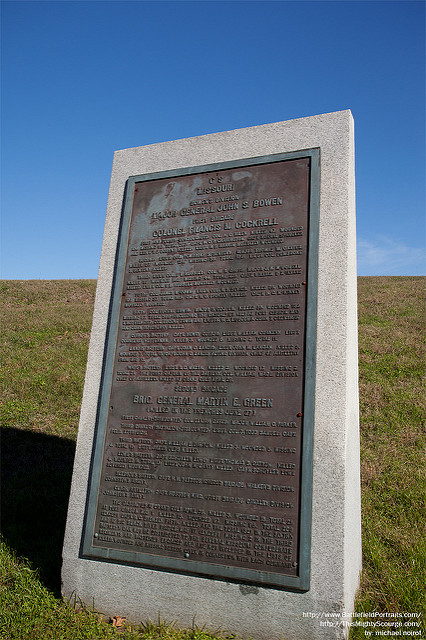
[1,277,425,640]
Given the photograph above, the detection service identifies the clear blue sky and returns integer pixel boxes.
[1,0,425,279]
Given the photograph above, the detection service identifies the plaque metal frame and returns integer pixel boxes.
[81,148,320,591]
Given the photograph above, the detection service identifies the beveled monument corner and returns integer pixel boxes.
[62,110,361,640]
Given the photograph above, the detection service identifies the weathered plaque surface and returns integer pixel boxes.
[82,150,319,590]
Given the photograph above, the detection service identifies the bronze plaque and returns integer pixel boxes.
[82,151,319,590]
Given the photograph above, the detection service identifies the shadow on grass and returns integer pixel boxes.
[0,426,76,596]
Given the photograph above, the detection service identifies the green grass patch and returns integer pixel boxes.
[352,276,425,639]
[0,539,241,639]
[1,277,425,639]
[0,539,114,639]
[0,279,94,439]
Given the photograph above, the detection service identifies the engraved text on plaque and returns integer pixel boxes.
[82,151,319,590]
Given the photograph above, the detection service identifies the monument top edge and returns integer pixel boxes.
[114,110,353,156]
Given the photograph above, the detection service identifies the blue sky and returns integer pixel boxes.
[1,0,425,279]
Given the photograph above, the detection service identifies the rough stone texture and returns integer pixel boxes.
[62,110,361,640]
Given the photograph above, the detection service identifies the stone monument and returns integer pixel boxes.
[62,110,361,640]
